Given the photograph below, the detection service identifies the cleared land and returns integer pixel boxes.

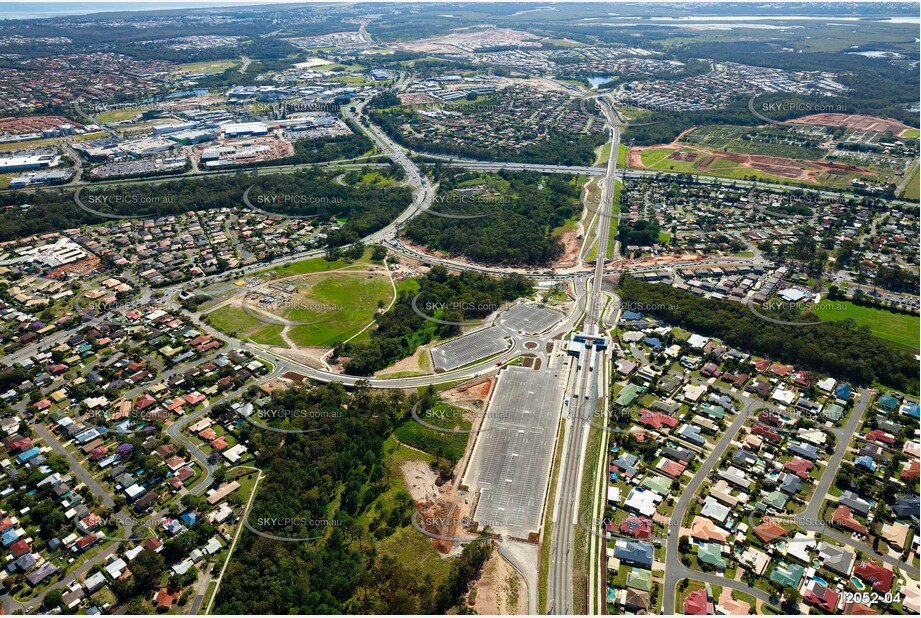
[814,299,919,351]
[902,165,920,200]
[632,144,870,188]
[205,270,393,347]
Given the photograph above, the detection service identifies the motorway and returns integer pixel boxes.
[548,96,621,615]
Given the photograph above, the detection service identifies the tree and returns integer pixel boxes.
[130,548,166,591]
[371,245,388,261]
[43,589,65,611]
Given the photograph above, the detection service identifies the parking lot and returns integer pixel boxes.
[497,302,563,335]
[431,326,511,372]
[463,365,565,540]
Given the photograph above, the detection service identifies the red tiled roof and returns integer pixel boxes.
[833,505,868,535]
[804,584,839,613]
[638,411,679,430]
[683,588,711,615]
[9,539,30,557]
[854,561,893,594]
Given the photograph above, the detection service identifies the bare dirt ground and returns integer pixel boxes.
[375,345,431,377]
[469,547,526,615]
[259,377,293,393]
[267,345,328,369]
[553,229,581,269]
[399,377,498,554]
[627,146,646,168]
[631,143,873,183]
[400,459,440,504]
[440,377,494,409]
[399,238,496,273]
[395,27,538,54]
[786,113,910,135]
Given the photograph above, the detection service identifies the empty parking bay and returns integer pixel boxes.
[463,365,565,540]
[431,326,511,372]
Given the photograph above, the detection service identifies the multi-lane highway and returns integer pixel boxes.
[548,97,621,615]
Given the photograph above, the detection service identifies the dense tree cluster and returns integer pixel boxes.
[403,171,582,266]
[338,266,533,375]
[618,218,661,247]
[0,167,409,245]
[620,277,919,393]
[214,383,489,613]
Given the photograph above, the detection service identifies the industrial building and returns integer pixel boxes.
[0,154,60,172]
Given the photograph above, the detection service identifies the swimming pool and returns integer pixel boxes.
[813,576,828,586]
[850,577,866,590]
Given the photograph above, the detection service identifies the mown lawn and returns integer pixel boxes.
[814,299,919,351]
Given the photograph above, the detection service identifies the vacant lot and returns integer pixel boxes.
[814,299,919,352]
[205,269,394,348]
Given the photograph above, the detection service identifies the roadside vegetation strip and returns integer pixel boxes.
[539,423,567,614]
[572,400,605,614]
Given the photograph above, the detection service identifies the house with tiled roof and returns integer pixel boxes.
[804,580,840,613]
[697,543,725,569]
[683,587,713,615]
[690,516,727,543]
[638,410,679,430]
[854,561,893,594]
[769,562,804,588]
[784,456,814,479]
[818,542,856,577]
[753,519,787,544]
[832,505,867,535]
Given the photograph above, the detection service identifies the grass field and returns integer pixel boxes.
[902,165,920,200]
[96,107,146,123]
[206,270,394,347]
[286,272,392,346]
[0,131,107,153]
[175,59,239,74]
[594,142,612,167]
[605,180,622,259]
[636,143,870,189]
[814,299,919,351]
[203,307,286,346]
[901,128,920,139]
[258,255,355,279]
[362,436,454,586]
[681,124,825,160]
[542,37,588,47]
